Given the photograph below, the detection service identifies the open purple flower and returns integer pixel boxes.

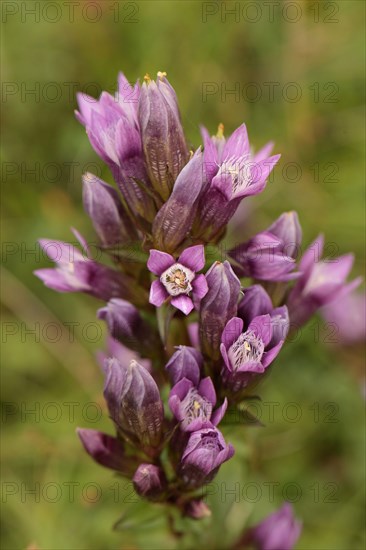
[34,230,146,306]
[179,426,234,488]
[169,377,227,432]
[229,231,299,282]
[147,244,208,315]
[75,73,156,222]
[229,212,302,282]
[248,502,302,550]
[287,235,362,327]
[220,294,289,392]
[194,124,280,240]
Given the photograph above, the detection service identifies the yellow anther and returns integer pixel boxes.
[244,341,251,352]
[216,123,225,139]
[193,401,201,410]
[144,73,151,83]
[157,71,167,79]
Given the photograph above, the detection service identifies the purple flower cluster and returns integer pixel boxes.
[35,70,362,543]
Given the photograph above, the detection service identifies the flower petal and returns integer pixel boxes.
[178,245,205,272]
[147,249,175,276]
[222,123,250,159]
[211,398,228,426]
[248,314,273,347]
[171,295,194,315]
[220,343,232,372]
[252,141,274,163]
[221,317,243,348]
[192,274,209,301]
[149,280,168,307]
[198,377,216,405]
[262,340,284,368]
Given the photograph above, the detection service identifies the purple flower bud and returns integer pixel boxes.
[249,503,302,550]
[98,298,157,354]
[238,285,273,320]
[138,72,189,200]
[165,346,203,386]
[287,235,361,328]
[147,245,208,315]
[103,358,164,450]
[199,261,241,360]
[77,428,135,475]
[229,231,299,283]
[34,233,147,306]
[82,172,136,245]
[169,377,227,432]
[152,149,205,253]
[179,426,234,488]
[132,463,166,500]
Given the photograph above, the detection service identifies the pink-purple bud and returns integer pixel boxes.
[132,463,166,500]
[103,358,164,451]
[199,261,241,360]
[138,73,189,200]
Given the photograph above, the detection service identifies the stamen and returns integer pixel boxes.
[216,123,225,139]
[218,155,252,194]
[160,263,195,297]
[180,388,212,429]
[228,330,264,371]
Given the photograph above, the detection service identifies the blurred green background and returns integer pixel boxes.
[1,1,365,549]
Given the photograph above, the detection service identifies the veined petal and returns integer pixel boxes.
[178,245,205,272]
[149,279,168,307]
[198,377,216,406]
[171,295,194,315]
[222,123,250,159]
[192,274,209,301]
[221,317,243,348]
[147,249,175,276]
[252,141,274,163]
[248,314,273,347]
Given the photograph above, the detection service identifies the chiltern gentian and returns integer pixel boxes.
[36,69,361,536]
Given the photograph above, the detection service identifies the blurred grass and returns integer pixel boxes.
[1,1,365,549]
